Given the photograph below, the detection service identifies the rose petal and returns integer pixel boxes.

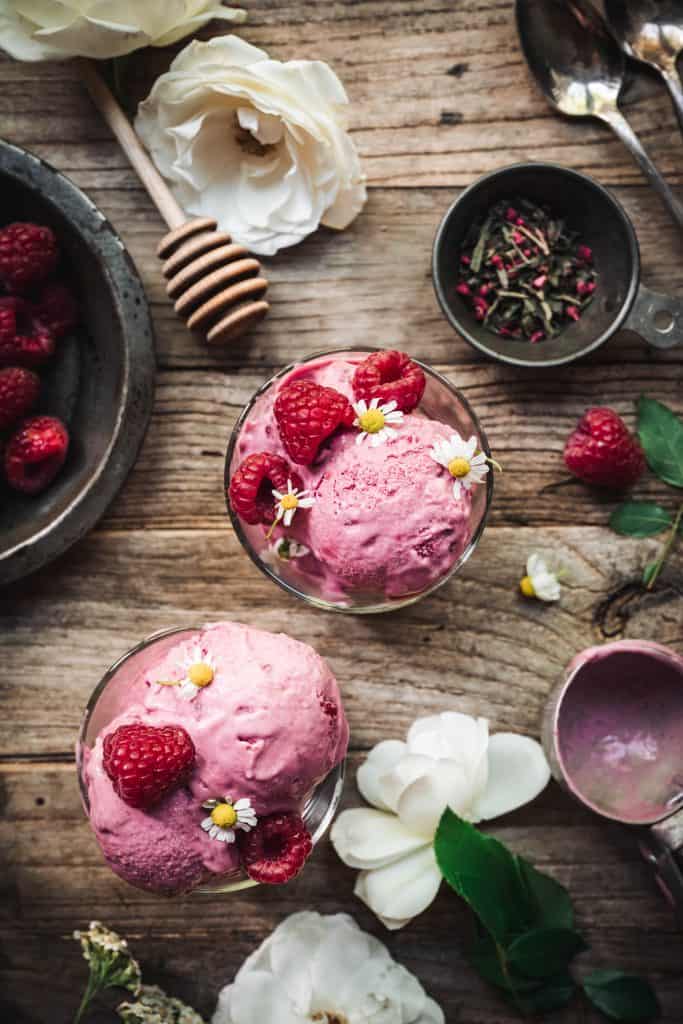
[216,969,302,1024]
[378,752,436,812]
[470,732,551,822]
[396,761,478,837]
[353,846,442,929]
[330,807,428,870]
[356,739,407,810]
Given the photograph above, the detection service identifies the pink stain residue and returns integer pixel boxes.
[555,641,683,825]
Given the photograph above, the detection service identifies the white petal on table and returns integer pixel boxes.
[309,918,392,1014]
[357,739,407,811]
[266,914,321,1011]
[354,845,442,929]
[470,732,551,822]
[407,712,489,766]
[330,808,429,870]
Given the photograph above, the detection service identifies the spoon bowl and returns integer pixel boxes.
[516,0,683,230]
[606,0,683,130]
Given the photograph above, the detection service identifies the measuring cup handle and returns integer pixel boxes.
[624,284,683,350]
[640,813,683,924]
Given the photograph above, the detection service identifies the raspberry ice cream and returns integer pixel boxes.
[228,350,492,606]
[80,621,349,895]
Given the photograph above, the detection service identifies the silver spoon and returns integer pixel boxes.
[605,1,683,133]
[516,0,683,231]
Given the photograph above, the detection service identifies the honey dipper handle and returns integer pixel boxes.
[78,59,186,230]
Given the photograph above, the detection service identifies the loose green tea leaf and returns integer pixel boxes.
[637,396,683,488]
[455,197,598,344]
[609,502,672,538]
[582,969,660,1022]
[507,927,587,979]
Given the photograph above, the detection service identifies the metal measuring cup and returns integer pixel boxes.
[542,640,683,920]
[432,163,683,368]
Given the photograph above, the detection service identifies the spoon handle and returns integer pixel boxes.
[661,66,683,138]
[600,107,683,232]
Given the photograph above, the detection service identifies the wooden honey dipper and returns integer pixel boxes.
[79,60,269,345]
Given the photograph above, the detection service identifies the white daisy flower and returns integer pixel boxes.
[200,796,257,844]
[353,398,404,447]
[430,432,489,499]
[520,552,562,602]
[271,479,315,527]
[155,646,216,701]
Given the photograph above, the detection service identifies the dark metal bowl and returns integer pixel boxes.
[0,140,155,585]
[432,162,682,367]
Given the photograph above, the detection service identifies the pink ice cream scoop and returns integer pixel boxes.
[80,621,349,896]
[228,350,492,608]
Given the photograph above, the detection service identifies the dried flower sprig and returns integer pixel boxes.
[118,984,206,1024]
[72,922,141,1023]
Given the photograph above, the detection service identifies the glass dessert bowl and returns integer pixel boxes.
[226,348,493,613]
[77,622,348,895]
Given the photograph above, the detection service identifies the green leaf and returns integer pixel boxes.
[507,926,587,979]
[467,930,540,993]
[511,974,576,1014]
[642,561,659,587]
[638,396,683,488]
[515,856,574,930]
[583,970,660,1022]
[609,502,672,538]
[434,810,534,944]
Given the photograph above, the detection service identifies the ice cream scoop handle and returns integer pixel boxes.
[600,107,683,233]
[78,59,185,230]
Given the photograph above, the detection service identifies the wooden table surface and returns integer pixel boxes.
[2,2,683,1022]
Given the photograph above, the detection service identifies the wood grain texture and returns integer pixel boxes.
[1,0,683,1022]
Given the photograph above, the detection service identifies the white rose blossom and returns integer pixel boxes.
[135,35,367,256]
[0,1,245,61]
[212,911,444,1024]
[331,712,550,930]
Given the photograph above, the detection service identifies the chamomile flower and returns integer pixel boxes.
[353,398,404,447]
[272,479,315,527]
[155,647,216,701]
[201,796,257,843]
[520,552,561,602]
[430,432,489,499]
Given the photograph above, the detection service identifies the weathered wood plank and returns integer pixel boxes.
[1,762,681,1024]
[1,526,680,757]
[2,1,683,188]
[80,360,682,532]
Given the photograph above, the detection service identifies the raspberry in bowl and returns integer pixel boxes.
[77,622,348,896]
[226,348,493,613]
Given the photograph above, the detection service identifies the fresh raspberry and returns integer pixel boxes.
[0,367,40,431]
[352,349,426,413]
[0,297,55,368]
[239,812,312,884]
[0,222,59,293]
[564,407,645,488]
[274,379,355,465]
[4,415,69,495]
[34,282,79,339]
[102,723,196,810]
[229,452,303,525]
